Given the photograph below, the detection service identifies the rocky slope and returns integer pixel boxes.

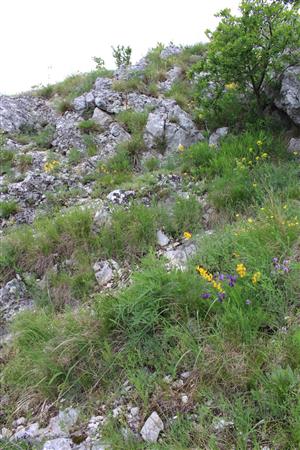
[0,44,299,450]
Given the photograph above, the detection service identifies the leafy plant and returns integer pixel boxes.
[112,45,132,68]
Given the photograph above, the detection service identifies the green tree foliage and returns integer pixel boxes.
[93,56,105,70]
[192,0,300,114]
[112,45,132,68]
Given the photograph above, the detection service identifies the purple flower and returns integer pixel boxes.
[275,264,281,271]
[218,273,225,281]
[217,292,226,302]
[245,299,251,305]
[202,293,212,299]
[283,266,289,273]
[272,257,278,263]
[227,274,237,287]
[283,259,289,266]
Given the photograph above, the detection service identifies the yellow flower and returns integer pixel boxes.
[255,156,260,161]
[252,271,261,284]
[225,82,237,90]
[252,183,257,188]
[247,218,254,224]
[236,263,246,278]
[261,152,268,159]
[256,140,263,147]
[183,231,192,239]
[283,205,287,210]
[178,144,185,152]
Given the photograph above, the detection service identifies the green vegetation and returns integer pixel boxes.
[191,0,300,126]
[78,119,103,134]
[1,3,300,448]
[0,200,18,219]
[112,44,132,68]
[38,68,113,101]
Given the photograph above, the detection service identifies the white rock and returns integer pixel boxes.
[209,127,229,147]
[180,371,191,379]
[156,230,170,247]
[181,394,188,404]
[287,137,300,154]
[140,411,164,443]
[43,437,72,450]
[93,261,114,286]
[92,108,113,128]
[212,417,234,432]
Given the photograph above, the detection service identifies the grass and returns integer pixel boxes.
[37,68,113,101]
[0,200,18,219]
[78,119,103,134]
[1,47,300,449]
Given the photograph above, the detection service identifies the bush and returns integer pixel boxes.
[0,149,14,174]
[99,204,158,262]
[78,119,103,134]
[68,148,84,165]
[0,200,18,218]
[162,195,203,238]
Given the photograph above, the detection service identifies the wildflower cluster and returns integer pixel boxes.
[183,231,192,239]
[235,140,269,171]
[272,257,290,274]
[197,260,267,306]
[44,160,59,173]
[252,271,261,284]
[98,164,118,175]
[196,265,225,302]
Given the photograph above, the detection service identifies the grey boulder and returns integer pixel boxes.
[209,127,229,147]
[140,412,164,443]
[275,66,300,125]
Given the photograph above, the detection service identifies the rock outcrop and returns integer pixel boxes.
[275,65,300,126]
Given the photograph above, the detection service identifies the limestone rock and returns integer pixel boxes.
[157,230,170,247]
[93,260,119,287]
[43,438,72,450]
[144,99,204,152]
[164,241,197,270]
[94,122,130,160]
[0,277,32,325]
[52,112,86,152]
[209,127,229,147]
[0,95,56,133]
[160,44,182,59]
[106,189,135,205]
[141,411,164,443]
[275,66,300,125]
[92,108,113,128]
[287,137,300,154]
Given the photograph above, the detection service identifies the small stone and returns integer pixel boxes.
[1,427,12,439]
[130,407,140,417]
[180,371,191,379]
[112,406,123,418]
[140,411,164,443]
[156,230,170,247]
[172,379,184,389]
[12,417,26,427]
[93,261,114,287]
[181,394,188,405]
[287,137,300,154]
[163,375,172,384]
[209,127,229,147]
[212,417,234,432]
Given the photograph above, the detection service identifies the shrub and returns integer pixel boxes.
[99,204,158,262]
[68,148,84,165]
[0,149,14,174]
[16,154,33,172]
[33,125,55,149]
[112,45,132,68]
[78,119,103,134]
[162,195,203,238]
[143,157,160,172]
[0,200,18,218]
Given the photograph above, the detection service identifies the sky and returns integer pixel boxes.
[0,0,240,95]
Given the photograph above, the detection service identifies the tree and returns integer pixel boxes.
[93,56,105,70]
[112,45,132,68]
[193,0,300,112]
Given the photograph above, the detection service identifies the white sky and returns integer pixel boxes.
[0,0,240,95]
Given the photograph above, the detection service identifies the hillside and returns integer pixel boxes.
[0,29,300,450]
